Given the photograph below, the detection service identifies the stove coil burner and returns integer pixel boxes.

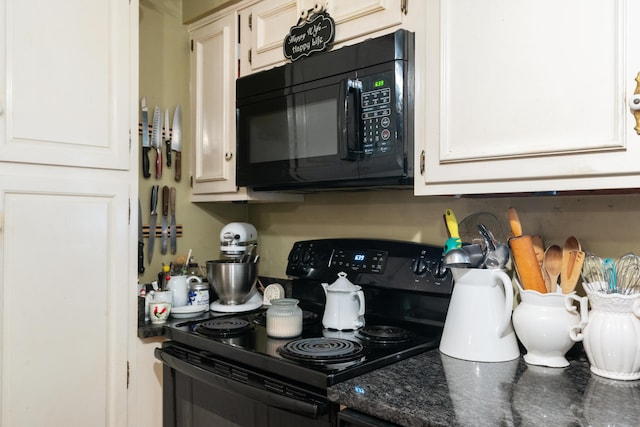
[196,318,253,338]
[278,337,364,364]
[355,325,413,346]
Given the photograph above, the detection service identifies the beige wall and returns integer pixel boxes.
[181,0,238,23]
[139,0,247,285]
[249,191,640,282]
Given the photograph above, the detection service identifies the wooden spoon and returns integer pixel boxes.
[531,235,545,267]
[542,245,563,293]
[561,236,581,293]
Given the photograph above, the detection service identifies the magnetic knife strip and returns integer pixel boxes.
[142,224,183,238]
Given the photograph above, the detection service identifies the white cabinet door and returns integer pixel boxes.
[416,0,640,195]
[0,0,136,425]
[301,0,404,45]
[0,166,131,427]
[240,0,406,76]
[0,0,131,170]
[239,0,298,76]
[190,12,239,196]
[189,10,302,202]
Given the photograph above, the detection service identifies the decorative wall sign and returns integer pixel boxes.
[283,8,335,62]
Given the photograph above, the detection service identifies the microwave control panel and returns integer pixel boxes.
[360,71,396,154]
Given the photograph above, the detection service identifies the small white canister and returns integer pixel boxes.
[266,298,303,338]
[188,280,210,307]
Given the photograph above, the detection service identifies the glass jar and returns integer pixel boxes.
[266,298,303,338]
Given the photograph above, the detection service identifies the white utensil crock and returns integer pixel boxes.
[439,268,519,362]
[583,291,640,380]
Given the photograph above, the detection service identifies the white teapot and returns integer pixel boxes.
[321,272,365,330]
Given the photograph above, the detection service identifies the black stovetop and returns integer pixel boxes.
[162,238,454,391]
[162,306,443,391]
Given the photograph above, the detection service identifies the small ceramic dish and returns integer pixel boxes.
[170,304,208,319]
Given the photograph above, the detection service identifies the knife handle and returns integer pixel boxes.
[162,185,170,216]
[138,240,145,274]
[170,187,176,215]
[156,148,162,179]
[150,185,159,214]
[166,141,172,167]
[175,151,181,182]
[142,146,150,178]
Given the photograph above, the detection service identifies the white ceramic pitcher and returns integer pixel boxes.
[439,268,520,362]
[512,285,588,368]
[166,275,203,308]
[583,291,640,380]
[321,272,365,330]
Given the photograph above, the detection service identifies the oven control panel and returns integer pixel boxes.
[286,238,453,295]
[328,249,387,273]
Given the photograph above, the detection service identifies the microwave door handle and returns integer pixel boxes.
[339,78,363,160]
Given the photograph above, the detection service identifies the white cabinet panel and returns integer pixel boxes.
[416,0,640,195]
[239,0,298,75]
[307,0,403,44]
[189,9,302,202]
[0,167,130,427]
[0,0,136,425]
[0,0,130,170]
[240,0,405,76]
[191,12,239,195]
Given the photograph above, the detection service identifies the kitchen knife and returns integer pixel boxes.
[138,198,145,274]
[161,185,169,255]
[164,108,171,168]
[170,187,177,254]
[141,97,150,178]
[151,106,163,179]
[171,104,182,182]
[148,185,159,264]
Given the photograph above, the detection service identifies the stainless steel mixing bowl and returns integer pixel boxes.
[206,259,258,305]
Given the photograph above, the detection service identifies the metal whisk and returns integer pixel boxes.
[615,253,640,295]
[581,253,640,295]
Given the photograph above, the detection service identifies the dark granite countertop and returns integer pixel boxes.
[327,349,640,426]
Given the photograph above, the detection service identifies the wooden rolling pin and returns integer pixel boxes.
[508,207,548,293]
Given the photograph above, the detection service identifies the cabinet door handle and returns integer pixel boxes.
[225,152,233,161]
[629,72,640,135]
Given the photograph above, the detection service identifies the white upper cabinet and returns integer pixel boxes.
[190,11,239,197]
[239,0,298,76]
[0,0,131,170]
[301,0,404,44]
[0,0,136,425]
[189,8,302,202]
[239,0,406,76]
[415,0,640,195]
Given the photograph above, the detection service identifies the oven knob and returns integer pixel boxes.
[412,257,428,275]
[434,258,448,278]
[302,249,313,264]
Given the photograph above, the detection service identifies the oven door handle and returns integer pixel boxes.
[155,348,328,419]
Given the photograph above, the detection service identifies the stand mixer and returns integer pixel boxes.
[209,222,262,312]
[219,222,258,259]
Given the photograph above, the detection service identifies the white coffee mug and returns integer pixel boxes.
[167,275,203,307]
[145,290,173,321]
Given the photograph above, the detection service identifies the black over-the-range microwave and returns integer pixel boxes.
[235,29,415,191]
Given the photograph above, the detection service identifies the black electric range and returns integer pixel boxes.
[156,238,453,426]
